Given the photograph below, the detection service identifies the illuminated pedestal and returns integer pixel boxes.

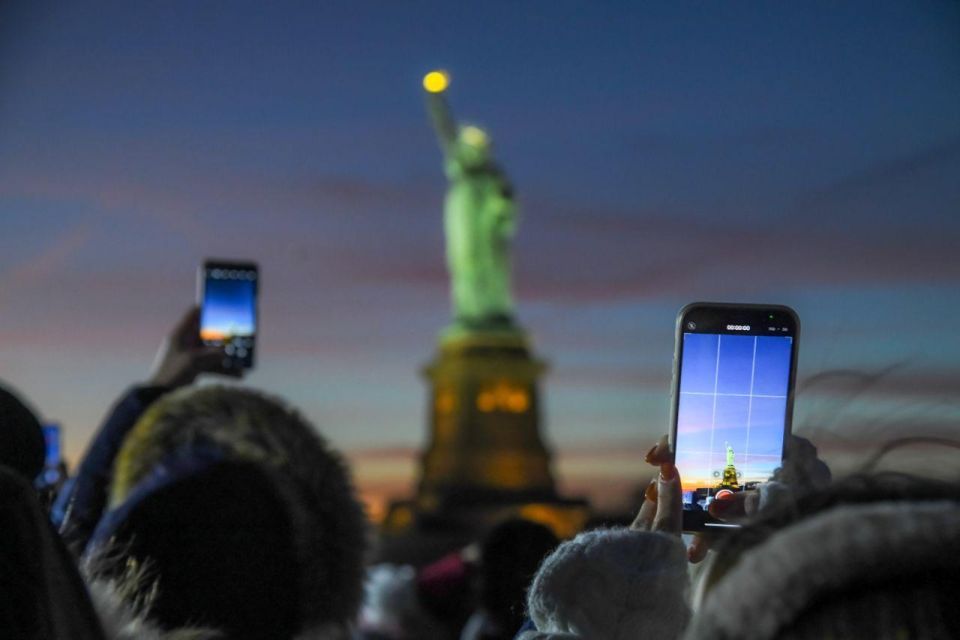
[716,444,741,491]
[717,463,741,491]
[380,329,589,564]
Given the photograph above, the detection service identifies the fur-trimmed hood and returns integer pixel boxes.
[85,385,368,638]
[87,575,212,640]
[683,500,960,640]
[88,572,352,640]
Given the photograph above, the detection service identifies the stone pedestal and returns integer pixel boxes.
[379,328,589,565]
[717,463,741,491]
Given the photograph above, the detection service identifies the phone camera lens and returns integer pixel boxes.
[687,321,697,330]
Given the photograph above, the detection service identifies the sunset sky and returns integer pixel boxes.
[1,1,958,517]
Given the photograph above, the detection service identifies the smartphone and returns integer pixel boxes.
[43,424,61,467]
[198,260,259,369]
[40,424,63,485]
[670,302,799,532]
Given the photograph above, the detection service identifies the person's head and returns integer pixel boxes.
[686,473,960,640]
[0,381,45,481]
[0,464,105,639]
[89,386,368,638]
[527,528,690,640]
[478,518,559,636]
[455,125,492,168]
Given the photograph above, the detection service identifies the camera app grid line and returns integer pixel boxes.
[676,333,792,491]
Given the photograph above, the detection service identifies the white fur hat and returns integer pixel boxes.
[526,527,690,639]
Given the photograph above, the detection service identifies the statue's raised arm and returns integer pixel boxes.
[423,71,458,159]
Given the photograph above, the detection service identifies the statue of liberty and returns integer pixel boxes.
[423,71,518,334]
[717,442,741,490]
[391,72,587,543]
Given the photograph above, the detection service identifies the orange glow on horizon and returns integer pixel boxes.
[681,478,716,492]
[199,328,228,341]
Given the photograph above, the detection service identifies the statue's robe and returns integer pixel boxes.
[444,159,516,325]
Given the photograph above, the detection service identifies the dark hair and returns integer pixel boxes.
[479,518,559,637]
[111,461,302,639]
[0,382,46,481]
[0,465,104,639]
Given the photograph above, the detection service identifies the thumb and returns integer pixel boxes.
[651,467,683,535]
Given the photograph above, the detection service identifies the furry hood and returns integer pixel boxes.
[88,386,368,636]
[88,573,351,640]
[683,500,960,640]
[87,575,212,640]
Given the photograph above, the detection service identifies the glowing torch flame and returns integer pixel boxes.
[423,70,450,93]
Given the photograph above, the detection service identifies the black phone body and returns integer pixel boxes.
[670,302,800,532]
[198,260,259,369]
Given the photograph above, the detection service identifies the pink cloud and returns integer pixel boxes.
[0,224,91,305]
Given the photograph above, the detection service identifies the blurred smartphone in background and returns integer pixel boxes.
[670,302,800,532]
[43,424,61,467]
[41,424,63,485]
[198,260,259,369]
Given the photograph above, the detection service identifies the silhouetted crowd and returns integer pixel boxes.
[2,307,958,639]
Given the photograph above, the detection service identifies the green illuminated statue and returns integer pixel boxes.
[718,442,741,490]
[424,71,517,332]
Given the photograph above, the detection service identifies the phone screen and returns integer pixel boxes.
[672,304,798,529]
[43,424,61,468]
[199,262,258,368]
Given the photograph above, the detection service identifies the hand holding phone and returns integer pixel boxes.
[630,435,684,535]
[670,303,800,533]
[149,307,242,388]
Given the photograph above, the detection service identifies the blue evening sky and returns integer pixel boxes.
[1,1,957,510]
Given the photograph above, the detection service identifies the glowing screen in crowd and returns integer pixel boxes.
[675,333,793,494]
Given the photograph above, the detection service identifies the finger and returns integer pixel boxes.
[629,479,658,531]
[782,435,832,488]
[646,434,677,482]
[172,306,201,335]
[172,306,202,347]
[217,362,245,379]
[742,489,762,517]
[708,490,751,521]
[687,533,712,563]
[194,348,243,378]
[651,466,682,536]
[644,434,670,464]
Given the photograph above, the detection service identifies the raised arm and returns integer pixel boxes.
[423,70,458,157]
[53,306,241,553]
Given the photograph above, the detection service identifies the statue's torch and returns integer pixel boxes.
[422,70,450,94]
